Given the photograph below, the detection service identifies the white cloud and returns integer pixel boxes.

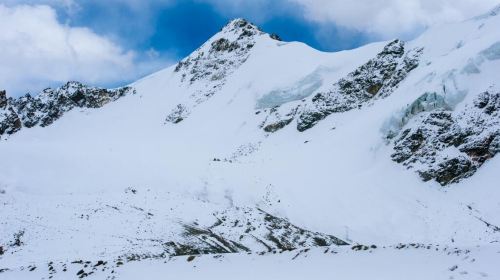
[0,4,169,96]
[290,0,499,38]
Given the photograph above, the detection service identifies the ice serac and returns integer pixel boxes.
[0,82,135,139]
[166,19,277,123]
[259,39,423,132]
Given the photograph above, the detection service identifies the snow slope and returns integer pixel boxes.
[1,9,500,279]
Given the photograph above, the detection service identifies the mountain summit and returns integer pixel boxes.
[166,18,278,123]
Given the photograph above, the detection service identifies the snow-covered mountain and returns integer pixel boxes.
[1,7,500,279]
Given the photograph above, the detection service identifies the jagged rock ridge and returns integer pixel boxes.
[0,82,135,139]
[259,40,423,132]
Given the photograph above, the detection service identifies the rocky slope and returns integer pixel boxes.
[166,207,347,256]
[0,81,135,139]
[391,90,500,185]
[0,90,22,136]
[166,19,280,124]
[259,39,423,132]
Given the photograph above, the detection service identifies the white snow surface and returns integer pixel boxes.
[3,245,500,280]
[1,12,500,279]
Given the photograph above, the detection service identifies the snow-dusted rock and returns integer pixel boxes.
[0,90,22,136]
[165,207,347,256]
[0,82,135,139]
[166,19,280,123]
[391,90,500,185]
[260,40,423,132]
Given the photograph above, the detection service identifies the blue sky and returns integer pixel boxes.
[57,1,370,59]
[0,0,497,96]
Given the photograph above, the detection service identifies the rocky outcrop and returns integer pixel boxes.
[0,90,22,136]
[391,90,500,185]
[164,207,348,256]
[260,40,423,132]
[164,104,190,124]
[0,90,7,108]
[0,82,135,139]
[297,40,422,131]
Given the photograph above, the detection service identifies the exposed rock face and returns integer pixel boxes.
[0,108,22,137]
[391,90,500,185]
[164,207,348,256]
[260,40,423,132]
[0,90,22,136]
[0,82,135,139]
[297,40,422,131]
[0,90,7,108]
[166,19,274,124]
[164,104,190,124]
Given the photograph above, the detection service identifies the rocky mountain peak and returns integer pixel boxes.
[167,19,273,124]
[219,18,282,43]
[221,18,260,35]
[60,80,85,91]
[220,18,281,42]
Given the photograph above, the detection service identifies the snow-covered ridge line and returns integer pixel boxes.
[0,81,135,139]
[258,39,423,133]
